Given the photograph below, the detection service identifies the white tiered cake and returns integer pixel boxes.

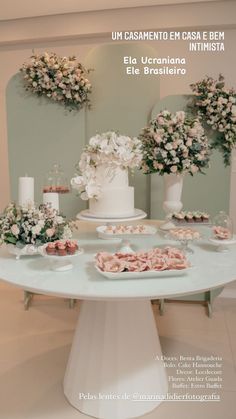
[71,131,142,219]
[89,166,134,217]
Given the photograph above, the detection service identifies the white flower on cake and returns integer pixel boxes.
[71,131,143,217]
[71,131,142,201]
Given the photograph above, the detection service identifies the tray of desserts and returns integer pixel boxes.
[38,240,83,258]
[168,228,201,241]
[171,211,211,225]
[96,224,157,239]
[95,247,191,279]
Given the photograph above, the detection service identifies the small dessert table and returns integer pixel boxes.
[0,221,236,419]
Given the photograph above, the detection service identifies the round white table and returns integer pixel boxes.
[0,221,236,419]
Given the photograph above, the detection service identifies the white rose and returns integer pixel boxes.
[170,165,178,173]
[32,224,41,235]
[165,143,172,151]
[56,216,64,224]
[231,105,236,116]
[11,224,19,236]
[175,111,185,122]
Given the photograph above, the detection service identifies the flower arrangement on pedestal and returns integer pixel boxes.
[190,74,236,166]
[71,131,143,200]
[139,110,211,229]
[140,110,211,176]
[0,203,72,251]
[20,52,92,111]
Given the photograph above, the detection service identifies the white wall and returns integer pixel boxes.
[0,1,236,222]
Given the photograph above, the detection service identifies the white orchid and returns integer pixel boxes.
[71,131,142,200]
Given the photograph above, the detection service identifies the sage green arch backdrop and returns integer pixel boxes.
[6,43,160,218]
[6,74,87,218]
[83,42,160,214]
[150,95,230,219]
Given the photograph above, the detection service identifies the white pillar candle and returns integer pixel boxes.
[18,176,34,207]
[43,192,59,211]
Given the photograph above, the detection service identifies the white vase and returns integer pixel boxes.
[7,244,39,260]
[161,173,184,230]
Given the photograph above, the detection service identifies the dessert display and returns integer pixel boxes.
[43,163,70,194]
[168,227,201,253]
[43,185,70,194]
[211,211,233,241]
[45,240,79,256]
[213,226,231,240]
[96,247,190,273]
[105,224,148,235]
[172,211,210,224]
[169,228,201,241]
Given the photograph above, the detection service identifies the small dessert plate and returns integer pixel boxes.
[38,244,84,258]
[96,225,157,239]
[209,237,236,252]
[38,245,84,271]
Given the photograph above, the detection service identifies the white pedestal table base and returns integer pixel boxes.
[64,300,168,419]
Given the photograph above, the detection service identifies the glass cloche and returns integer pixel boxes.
[43,164,70,194]
[212,211,233,241]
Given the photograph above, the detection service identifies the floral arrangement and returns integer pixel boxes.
[0,203,72,247]
[20,52,92,111]
[190,74,236,166]
[71,131,142,200]
[139,110,210,176]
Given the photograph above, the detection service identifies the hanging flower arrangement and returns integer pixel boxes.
[20,52,92,111]
[190,75,236,166]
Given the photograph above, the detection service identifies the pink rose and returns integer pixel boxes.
[191,164,199,174]
[46,228,55,238]
[11,224,19,236]
[157,116,165,125]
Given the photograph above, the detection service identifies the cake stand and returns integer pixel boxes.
[77,209,147,253]
[209,236,236,252]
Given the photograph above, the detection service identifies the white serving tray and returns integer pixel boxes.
[96,225,157,239]
[172,219,212,227]
[95,265,191,279]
